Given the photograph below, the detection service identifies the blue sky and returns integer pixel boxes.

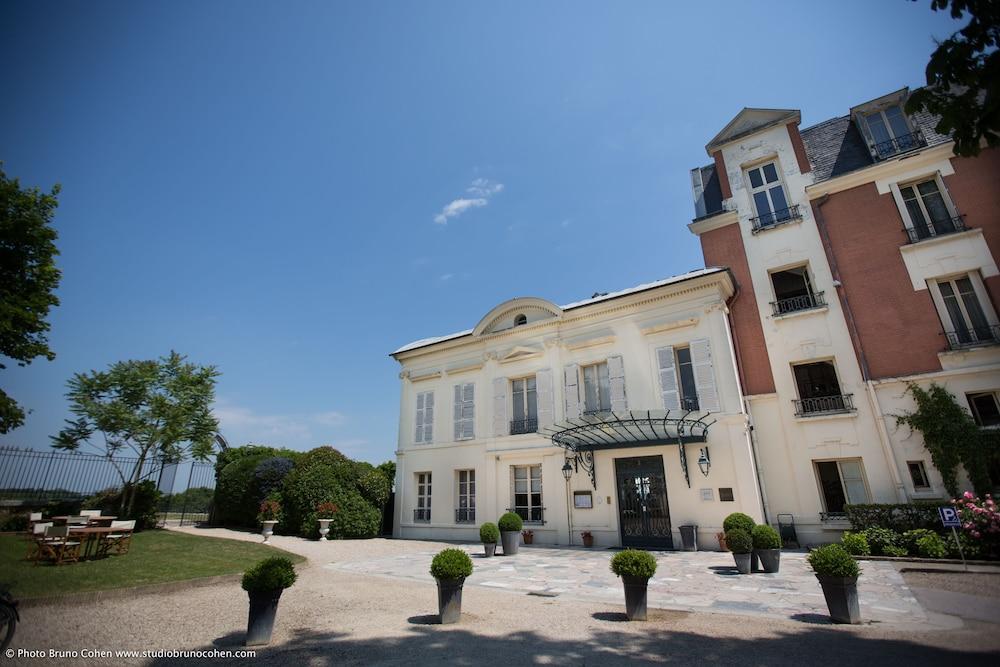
[0,1,963,464]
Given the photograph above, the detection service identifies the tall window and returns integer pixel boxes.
[863,105,922,158]
[674,347,699,411]
[936,276,994,348]
[900,178,958,241]
[815,460,869,515]
[513,465,542,523]
[792,361,852,415]
[968,392,1000,427]
[582,362,610,414]
[415,391,434,444]
[414,472,431,522]
[770,266,822,315]
[453,383,474,441]
[746,162,792,229]
[456,470,475,523]
[510,376,537,434]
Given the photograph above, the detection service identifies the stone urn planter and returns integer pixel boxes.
[610,549,657,621]
[261,520,278,544]
[498,512,523,556]
[725,528,753,574]
[317,519,332,540]
[430,548,473,625]
[242,556,297,646]
[757,548,781,573]
[716,532,729,552]
[522,530,534,545]
[733,552,752,574]
[807,544,862,624]
[752,525,783,573]
[581,531,594,548]
[483,542,496,557]
[480,522,500,558]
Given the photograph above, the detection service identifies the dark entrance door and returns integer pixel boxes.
[615,456,672,549]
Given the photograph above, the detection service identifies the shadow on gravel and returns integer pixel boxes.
[148,621,1000,666]
[406,614,440,625]
[788,613,836,625]
[591,612,629,622]
[708,566,740,576]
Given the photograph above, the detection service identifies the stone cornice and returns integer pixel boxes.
[688,210,738,236]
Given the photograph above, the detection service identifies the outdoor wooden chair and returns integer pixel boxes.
[66,516,90,526]
[24,521,53,561]
[99,520,135,556]
[35,525,81,565]
[79,509,102,518]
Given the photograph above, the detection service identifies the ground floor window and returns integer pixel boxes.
[815,459,869,515]
[414,472,431,522]
[907,461,930,489]
[968,391,1000,427]
[456,469,475,523]
[512,464,542,523]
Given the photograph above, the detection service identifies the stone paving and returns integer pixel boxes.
[331,543,945,629]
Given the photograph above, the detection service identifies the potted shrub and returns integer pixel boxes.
[522,529,534,545]
[257,497,282,544]
[430,548,474,624]
[315,502,338,540]
[241,556,297,646]
[752,524,782,573]
[807,544,861,624]
[480,522,499,557]
[498,512,523,556]
[726,528,752,574]
[609,549,657,621]
[581,530,594,548]
[723,512,757,571]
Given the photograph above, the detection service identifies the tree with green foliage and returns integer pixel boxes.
[0,166,62,432]
[377,460,396,490]
[906,0,999,157]
[895,382,992,495]
[51,351,219,515]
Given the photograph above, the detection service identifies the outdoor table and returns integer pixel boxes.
[48,515,117,525]
[67,526,117,559]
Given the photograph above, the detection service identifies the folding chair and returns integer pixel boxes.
[79,510,102,518]
[100,520,135,556]
[36,525,81,565]
[25,521,53,561]
[66,516,90,526]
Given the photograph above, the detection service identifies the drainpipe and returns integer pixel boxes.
[722,278,770,524]
[812,195,907,501]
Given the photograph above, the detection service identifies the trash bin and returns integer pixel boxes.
[679,525,698,551]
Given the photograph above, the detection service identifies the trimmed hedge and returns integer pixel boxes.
[252,457,296,501]
[841,531,871,556]
[723,512,755,534]
[498,512,523,532]
[242,556,298,592]
[751,525,781,550]
[725,528,752,554]
[808,544,860,578]
[430,548,473,580]
[214,454,271,527]
[479,522,500,543]
[610,549,658,578]
[844,503,942,533]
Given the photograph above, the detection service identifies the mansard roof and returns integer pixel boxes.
[391,267,729,356]
[705,108,801,155]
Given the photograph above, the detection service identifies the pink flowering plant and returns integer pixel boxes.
[953,492,1000,558]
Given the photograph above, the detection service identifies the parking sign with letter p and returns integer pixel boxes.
[938,506,961,528]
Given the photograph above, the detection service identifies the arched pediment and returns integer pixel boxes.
[473,297,562,336]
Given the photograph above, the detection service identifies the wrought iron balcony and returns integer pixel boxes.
[413,508,430,523]
[944,325,1000,350]
[820,511,848,522]
[455,508,475,524]
[872,130,926,160]
[680,396,700,412]
[750,205,802,234]
[509,418,538,435]
[903,215,966,244]
[793,394,856,417]
[771,291,826,316]
[509,507,545,524]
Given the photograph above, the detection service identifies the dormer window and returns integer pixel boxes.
[746,161,801,233]
[852,90,926,161]
[514,314,527,327]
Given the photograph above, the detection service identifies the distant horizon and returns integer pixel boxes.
[0,1,963,463]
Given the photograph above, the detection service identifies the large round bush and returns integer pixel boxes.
[253,457,296,500]
[214,455,269,527]
[358,469,391,508]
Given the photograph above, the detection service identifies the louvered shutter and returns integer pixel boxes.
[492,377,508,437]
[656,347,681,411]
[453,385,463,441]
[607,355,627,412]
[415,392,425,443]
[423,391,434,442]
[690,338,720,412]
[536,369,554,428]
[452,382,475,440]
[563,364,581,419]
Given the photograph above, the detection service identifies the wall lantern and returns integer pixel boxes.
[562,459,574,481]
[697,447,711,477]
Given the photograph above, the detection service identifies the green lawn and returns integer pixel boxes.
[0,530,306,600]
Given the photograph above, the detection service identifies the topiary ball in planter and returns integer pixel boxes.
[722,512,755,534]
[241,557,298,646]
[479,522,500,557]
[610,549,657,621]
[725,528,753,574]
[498,512,523,556]
[430,548,474,624]
[751,525,782,573]
[807,544,861,624]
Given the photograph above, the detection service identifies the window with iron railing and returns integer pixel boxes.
[511,376,537,434]
[414,472,431,523]
[746,161,800,234]
[899,179,963,243]
[936,276,998,350]
[792,361,855,416]
[862,105,925,159]
[456,469,475,523]
[770,266,824,316]
[512,464,543,523]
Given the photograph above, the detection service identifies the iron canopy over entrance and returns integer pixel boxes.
[540,409,713,490]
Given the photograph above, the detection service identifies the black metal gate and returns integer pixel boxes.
[157,461,217,527]
[615,455,672,549]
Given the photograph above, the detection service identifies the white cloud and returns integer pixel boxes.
[213,398,348,449]
[439,273,454,282]
[434,178,504,225]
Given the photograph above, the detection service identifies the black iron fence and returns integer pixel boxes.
[509,418,538,435]
[750,204,802,233]
[157,461,217,526]
[793,394,856,417]
[772,291,826,316]
[872,130,926,160]
[903,215,966,244]
[944,325,1000,350]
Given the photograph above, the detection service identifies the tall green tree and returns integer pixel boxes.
[0,166,62,432]
[906,0,1000,157]
[52,351,220,514]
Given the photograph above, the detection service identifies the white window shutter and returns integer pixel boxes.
[536,368,554,428]
[463,383,475,439]
[423,391,434,442]
[690,338,720,412]
[453,385,463,441]
[415,392,425,443]
[492,377,508,437]
[563,364,581,419]
[607,355,627,412]
[656,347,680,411]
